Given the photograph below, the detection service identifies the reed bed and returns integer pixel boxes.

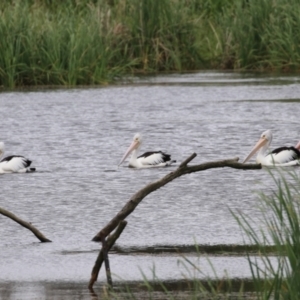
[234,170,300,299]
[220,0,300,70]
[1,0,300,87]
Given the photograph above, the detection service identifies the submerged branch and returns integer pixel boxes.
[0,206,52,242]
[92,154,261,242]
[89,220,127,290]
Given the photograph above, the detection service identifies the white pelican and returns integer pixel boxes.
[118,133,176,168]
[0,142,36,174]
[243,130,300,166]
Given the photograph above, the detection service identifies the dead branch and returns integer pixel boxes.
[179,152,197,167]
[102,237,113,287]
[0,206,52,242]
[92,154,261,242]
[89,220,127,290]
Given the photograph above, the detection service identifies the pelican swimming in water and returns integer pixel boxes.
[243,130,300,166]
[0,142,36,174]
[118,133,176,168]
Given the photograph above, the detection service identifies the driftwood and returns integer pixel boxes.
[0,206,51,242]
[89,220,127,290]
[92,154,261,242]
[89,154,261,288]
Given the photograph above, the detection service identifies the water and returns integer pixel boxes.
[1,71,300,298]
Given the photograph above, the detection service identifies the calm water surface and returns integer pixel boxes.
[1,72,300,298]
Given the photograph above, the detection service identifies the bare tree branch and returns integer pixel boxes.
[102,237,113,287]
[89,220,127,290]
[92,155,261,242]
[179,153,197,167]
[0,206,52,243]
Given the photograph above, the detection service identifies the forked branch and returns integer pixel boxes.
[89,220,127,289]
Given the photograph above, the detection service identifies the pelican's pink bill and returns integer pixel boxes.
[243,137,268,163]
[118,140,139,166]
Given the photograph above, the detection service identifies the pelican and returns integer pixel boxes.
[118,133,176,168]
[243,130,300,166]
[0,142,36,174]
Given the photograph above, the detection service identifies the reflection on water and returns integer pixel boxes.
[0,279,261,300]
[1,71,300,298]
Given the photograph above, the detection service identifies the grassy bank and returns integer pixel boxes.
[1,0,300,87]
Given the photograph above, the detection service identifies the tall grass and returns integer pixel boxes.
[0,0,219,88]
[220,0,300,70]
[0,1,126,86]
[234,170,300,299]
[1,0,300,87]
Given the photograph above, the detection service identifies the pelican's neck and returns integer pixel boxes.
[129,145,141,167]
[130,149,138,162]
[256,141,270,163]
[0,145,4,160]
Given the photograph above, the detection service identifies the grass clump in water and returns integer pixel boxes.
[234,170,300,299]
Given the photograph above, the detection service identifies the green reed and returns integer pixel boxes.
[220,0,300,70]
[0,0,221,87]
[1,0,300,87]
[234,170,300,299]
[0,1,122,86]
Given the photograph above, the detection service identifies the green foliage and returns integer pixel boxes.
[221,0,300,70]
[0,0,221,87]
[0,2,108,86]
[234,170,300,299]
[114,0,213,71]
[1,0,300,87]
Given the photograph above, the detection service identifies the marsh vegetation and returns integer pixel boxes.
[1,0,300,87]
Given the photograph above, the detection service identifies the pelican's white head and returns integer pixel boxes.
[118,133,143,166]
[133,133,142,144]
[0,142,4,158]
[261,130,273,144]
[243,130,273,163]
